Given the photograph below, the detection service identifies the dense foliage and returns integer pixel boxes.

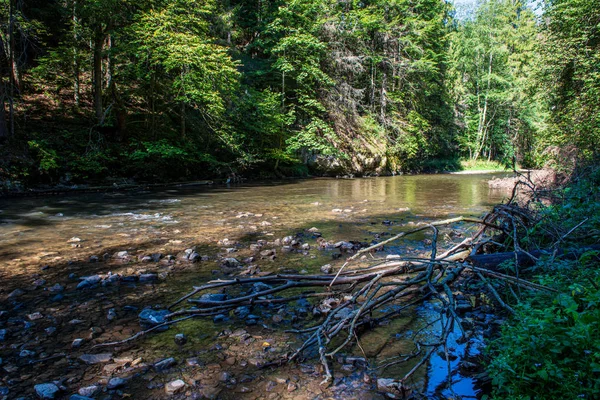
[0,0,597,184]
[486,166,600,399]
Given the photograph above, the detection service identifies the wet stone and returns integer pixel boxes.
[154,357,176,371]
[139,309,169,327]
[34,383,60,399]
[78,385,100,397]
[70,395,93,400]
[79,353,112,365]
[107,377,127,390]
[72,338,84,348]
[139,274,158,283]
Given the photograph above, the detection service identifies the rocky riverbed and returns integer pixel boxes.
[0,175,512,399]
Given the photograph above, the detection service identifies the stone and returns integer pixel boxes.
[72,338,84,348]
[20,349,36,357]
[89,255,99,263]
[174,334,187,346]
[33,279,46,287]
[213,314,227,323]
[139,274,158,283]
[199,293,227,302]
[49,284,64,292]
[79,353,112,365]
[139,309,170,326]
[107,308,117,321]
[320,264,333,274]
[45,327,57,336]
[287,383,297,392]
[78,385,100,397]
[234,306,250,319]
[0,329,7,341]
[8,289,25,299]
[27,312,43,321]
[70,395,93,400]
[34,383,60,399]
[107,377,127,389]
[307,227,320,233]
[222,258,241,268]
[154,357,176,371]
[165,379,185,395]
[115,251,129,258]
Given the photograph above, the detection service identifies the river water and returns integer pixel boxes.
[0,174,511,399]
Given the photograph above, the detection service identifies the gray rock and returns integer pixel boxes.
[20,349,36,357]
[174,334,187,346]
[222,258,241,268]
[78,385,100,397]
[115,251,129,259]
[34,383,60,399]
[188,252,201,262]
[139,274,158,283]
[199,293,227,302]
[154,357,176,371]
[107,308,117,321]
[165,379,185,395]
[139,309,169,326]
[8,289,25,299]
[72,338,84,348]
[234,306,250,319]
[79,353,112,364]
[70,395,93,400]
[89,255,99,263]
[213,314,227,323]
[320,264,333,274]
[49,284,64,292]
[0,329,7,341]
[107,377,127,390]
[45,327,57,336]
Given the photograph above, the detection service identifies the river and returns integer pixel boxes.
[0,174,511,399]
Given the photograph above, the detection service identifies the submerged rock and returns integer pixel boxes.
[34,383,60,399]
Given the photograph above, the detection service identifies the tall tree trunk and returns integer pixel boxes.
[8,0,15,136]
[72,0,80,107]
[93,29,104,123]
[180,101,186,139]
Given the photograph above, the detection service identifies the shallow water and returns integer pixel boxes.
[0,174,511,399]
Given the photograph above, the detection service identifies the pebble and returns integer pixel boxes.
[8,289,25,299]
[174,334,187,346]
[72,338,84,348]
[107,308,117,321]
[34,383,60,399]
[28,312,43,321]
[165,379,185,395]
[79,353,113,364]
[154,357,176,371]
[107,377,127,389]
[78,385,100,397]
[320,264,333,274]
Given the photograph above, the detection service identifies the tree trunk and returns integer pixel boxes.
[93,29,104,123]
[72,1,80,107]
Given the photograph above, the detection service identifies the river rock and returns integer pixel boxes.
[70,395,93,400]
[107,308,117,321]
[89,255,99,263]
[139,309,170,326]
[174,334,187,346]
[79,353,112,364]
[78,385,100,397]
[28,312,43,321]
[139,273,158,283]
[72,338,84,348]
[8,288,25,299]
[234,306,250,319]
[115,251,129,259]
[222,258,241,268]
[34,383,60,399]
[165,379,185,395]
[188,252,201,262]
[107,377,127,389]
[199,293,227,302]
[154,357,176,371]
[45,327,56,336]
[320,264,333,274]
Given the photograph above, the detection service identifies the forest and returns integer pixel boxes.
[0,0,597,186]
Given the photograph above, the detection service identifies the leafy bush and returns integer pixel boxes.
[487,271,600,399]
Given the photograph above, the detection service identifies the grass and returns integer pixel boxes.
[459,159,508,171]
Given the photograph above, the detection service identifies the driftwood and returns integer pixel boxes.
[467,245,600,269]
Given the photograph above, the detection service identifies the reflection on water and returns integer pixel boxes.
[0,174,511,270]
